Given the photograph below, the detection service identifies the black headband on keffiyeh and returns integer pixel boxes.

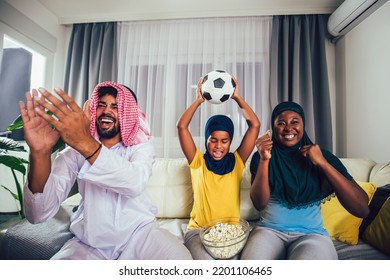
[89,81,151,146]
[250,101,352,209]
[203,115,236,175]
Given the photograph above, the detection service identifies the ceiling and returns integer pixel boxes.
[35,0,345,25]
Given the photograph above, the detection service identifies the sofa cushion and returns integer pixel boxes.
[340,158,376,182]
[370,163,390,187]
[361,197,390,256]
[239,161,261,221]
[321,181,377,245]
[333,239,390,260]
[147,158,193,218]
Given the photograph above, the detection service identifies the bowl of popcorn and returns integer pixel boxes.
[200,217,250,259]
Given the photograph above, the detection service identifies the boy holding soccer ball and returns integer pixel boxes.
[177,75,260,259]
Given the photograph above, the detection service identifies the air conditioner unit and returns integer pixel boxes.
[328,0,388,37]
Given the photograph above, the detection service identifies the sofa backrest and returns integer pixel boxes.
[146,157,261,220]
[146,158,192,219]
[369,162,390,187]
[340,158,390,187]
[339,158,377,182]
[146,157,390,220]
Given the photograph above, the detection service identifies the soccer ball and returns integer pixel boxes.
[201,70,235,104]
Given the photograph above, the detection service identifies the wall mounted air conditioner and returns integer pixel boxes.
[328,0,388,37]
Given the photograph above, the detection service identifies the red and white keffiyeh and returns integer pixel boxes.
[89,81,151,146]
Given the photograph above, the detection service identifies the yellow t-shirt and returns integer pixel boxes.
[187,149,245,229]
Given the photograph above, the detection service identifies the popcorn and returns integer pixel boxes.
[202,222,248,259]
[204,222,244,242]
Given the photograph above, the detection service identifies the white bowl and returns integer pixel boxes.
[200,217,250,259]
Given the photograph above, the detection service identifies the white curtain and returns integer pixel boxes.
[118,17,272,158]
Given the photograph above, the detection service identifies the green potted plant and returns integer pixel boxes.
[0,135,28,219]
[0,116,64,219]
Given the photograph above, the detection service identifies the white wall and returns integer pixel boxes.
[336,2,390,163]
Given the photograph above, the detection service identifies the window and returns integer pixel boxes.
[118,17,272,157]
[0,29,52,140]
[3,35,46,89]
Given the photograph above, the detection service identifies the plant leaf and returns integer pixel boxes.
[11,169,24,218]
[0,154,28,174]
[0,137,28,152]
[7,115,23,131]
[0,185,19,200]
[8,112,54,131]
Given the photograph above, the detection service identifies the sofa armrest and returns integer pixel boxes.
[0,206,74,260]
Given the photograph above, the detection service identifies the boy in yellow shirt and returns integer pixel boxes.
[176,76,260,259]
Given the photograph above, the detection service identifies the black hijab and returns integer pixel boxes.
[204,115,236,175]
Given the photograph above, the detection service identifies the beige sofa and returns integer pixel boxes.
[1,157,389,260]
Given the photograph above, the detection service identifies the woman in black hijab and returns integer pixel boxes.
[241,101,369,260]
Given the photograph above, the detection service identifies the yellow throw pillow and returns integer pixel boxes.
[362,197,390,256]
[321,181,377,245]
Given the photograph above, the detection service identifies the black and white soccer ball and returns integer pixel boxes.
[201,70,235,104]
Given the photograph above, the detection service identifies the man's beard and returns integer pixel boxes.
[97,125,120,139]
[96,114,120,139]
